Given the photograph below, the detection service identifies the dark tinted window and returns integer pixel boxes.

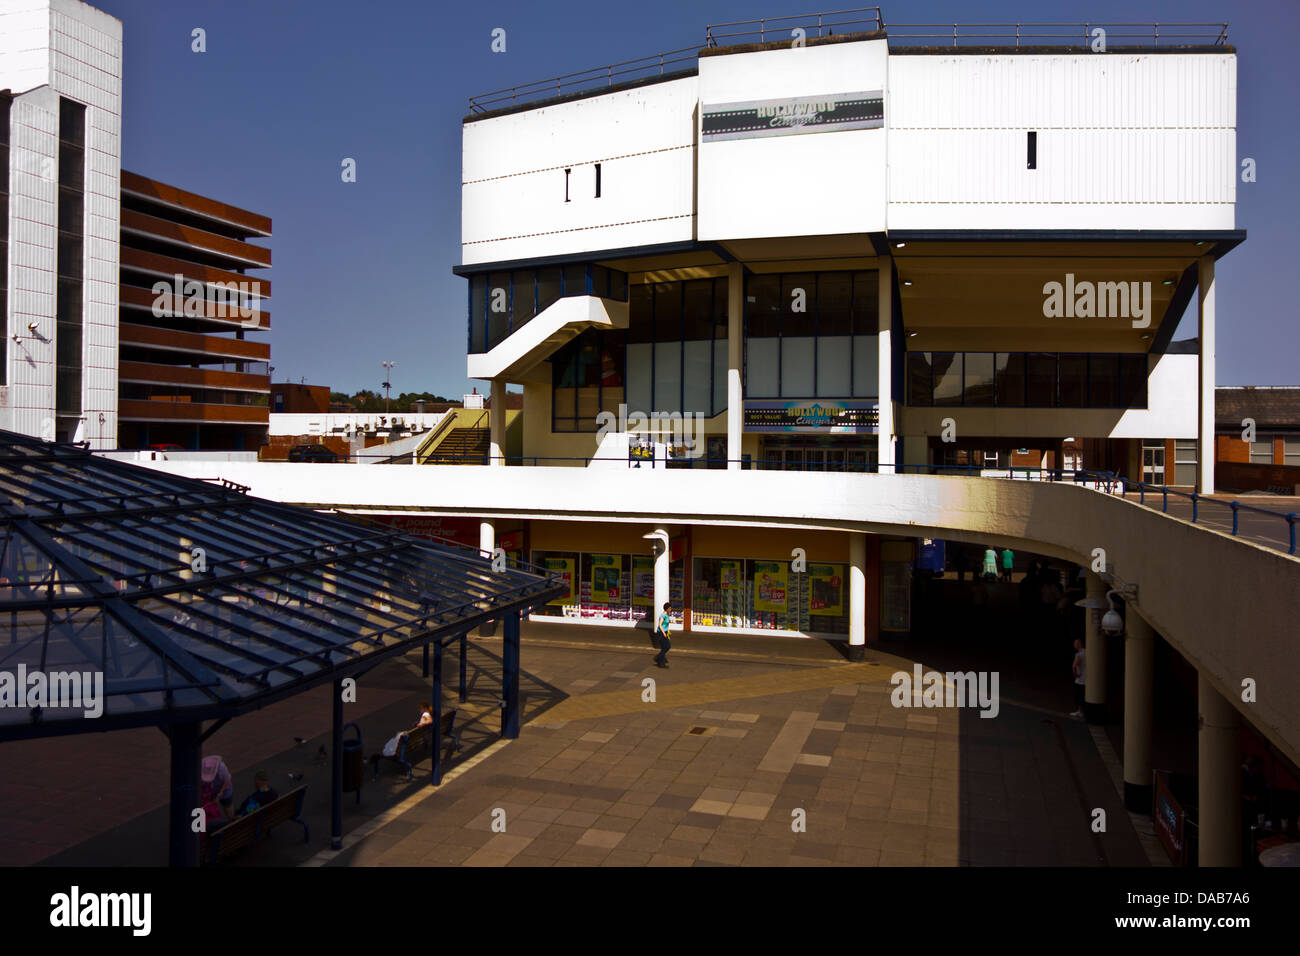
[994,353,1024,406]
[932,352,962,406]
[1119,354,1147,406]
[1026,353,1056,406]
[1058,354,1087,407]
[907,352,932,406]
[1089,353,1119,406]
[963,353,995,406]
[537,267,562,314]
[746,275,780,337]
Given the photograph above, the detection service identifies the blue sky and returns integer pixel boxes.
[94,0,1298,395]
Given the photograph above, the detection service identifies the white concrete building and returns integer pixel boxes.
[0,0,121,448]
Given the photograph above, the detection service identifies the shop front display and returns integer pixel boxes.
[691,556,850,636]
[530,549,683,624]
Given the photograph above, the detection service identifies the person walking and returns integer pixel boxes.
[953,546,968,584]
[1000,547,1014,583]
[982,546,998,582]
[653,602,673,668]
[1069,639,1086,718]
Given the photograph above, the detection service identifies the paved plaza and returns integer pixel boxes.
[0,617,1157,867]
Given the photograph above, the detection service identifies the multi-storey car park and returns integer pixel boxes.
[4,4,1298,867]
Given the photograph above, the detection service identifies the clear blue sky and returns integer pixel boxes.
[95,0,1298,395]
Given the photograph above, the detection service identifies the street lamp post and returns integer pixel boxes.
[382,361,397,418]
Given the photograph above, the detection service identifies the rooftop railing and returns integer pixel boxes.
[467,8,1228,113]
[704,6,884,46]
[883,21,1229,49]
[467,45,700,114]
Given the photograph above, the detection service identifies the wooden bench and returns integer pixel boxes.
[370,711,461,780]
[199,786,309,865]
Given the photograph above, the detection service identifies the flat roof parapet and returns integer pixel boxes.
[465,11,1230,117]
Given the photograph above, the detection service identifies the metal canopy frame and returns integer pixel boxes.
[0,431,566,865]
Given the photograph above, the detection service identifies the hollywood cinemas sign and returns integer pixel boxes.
[702,91,883,142]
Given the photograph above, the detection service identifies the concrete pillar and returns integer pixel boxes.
[478,519,497,636]
[1084,571,1107,723]
[1123,609,1155,812]
[1197,256,1215,494]
[848,532,867,661]
[652,528,670,617]
[877,257,895,472]
[727,261,743,470]
[1197,674,1241,867]
[489,378,506,466]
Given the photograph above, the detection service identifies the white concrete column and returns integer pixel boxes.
[877,257,895,472]
[478,519,498,636]
[1197,674,1241,867]
[1084,571,1107,723]
[644,528,670,619]
[849,532,867,661]
[1197,256,1215,495]
[489,378,506,466]
[1123,609,1155,812]
[727,262,744,471]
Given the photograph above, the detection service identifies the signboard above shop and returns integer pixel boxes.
[743,400,878,434]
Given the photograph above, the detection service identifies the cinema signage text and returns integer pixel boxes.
[702,91,884,142]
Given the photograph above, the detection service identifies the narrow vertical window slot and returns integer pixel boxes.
[564,167,571,202]
[594,162,601,198]
[1027,131,1037,170]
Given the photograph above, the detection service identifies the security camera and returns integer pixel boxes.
[1101,608,1125,636]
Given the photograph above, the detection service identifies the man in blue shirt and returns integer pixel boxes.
[237,770,279,815]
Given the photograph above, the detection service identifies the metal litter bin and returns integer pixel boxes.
[342,723,363,801]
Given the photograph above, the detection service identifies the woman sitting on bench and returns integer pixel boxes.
[371,702,433,771]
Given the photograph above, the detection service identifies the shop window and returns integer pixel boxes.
[1285,438,1300,466]
[691,556,848,635]
[1249,440,1274,464]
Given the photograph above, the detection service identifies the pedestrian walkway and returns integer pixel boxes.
[321,628,1148,867]
[0,619,1151,867]
[1118,491,1299,555]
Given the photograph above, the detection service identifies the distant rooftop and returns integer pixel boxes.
[466,7,1230,116]
[1216,387,1300,430]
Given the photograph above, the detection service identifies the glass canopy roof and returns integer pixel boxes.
[0,431,563,736]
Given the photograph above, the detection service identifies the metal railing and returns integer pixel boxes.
[467,46,699,114]
[704,7,883,46]
[467,10,1228,113]
[385,454,1297,555]
[883,21,1229,48]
